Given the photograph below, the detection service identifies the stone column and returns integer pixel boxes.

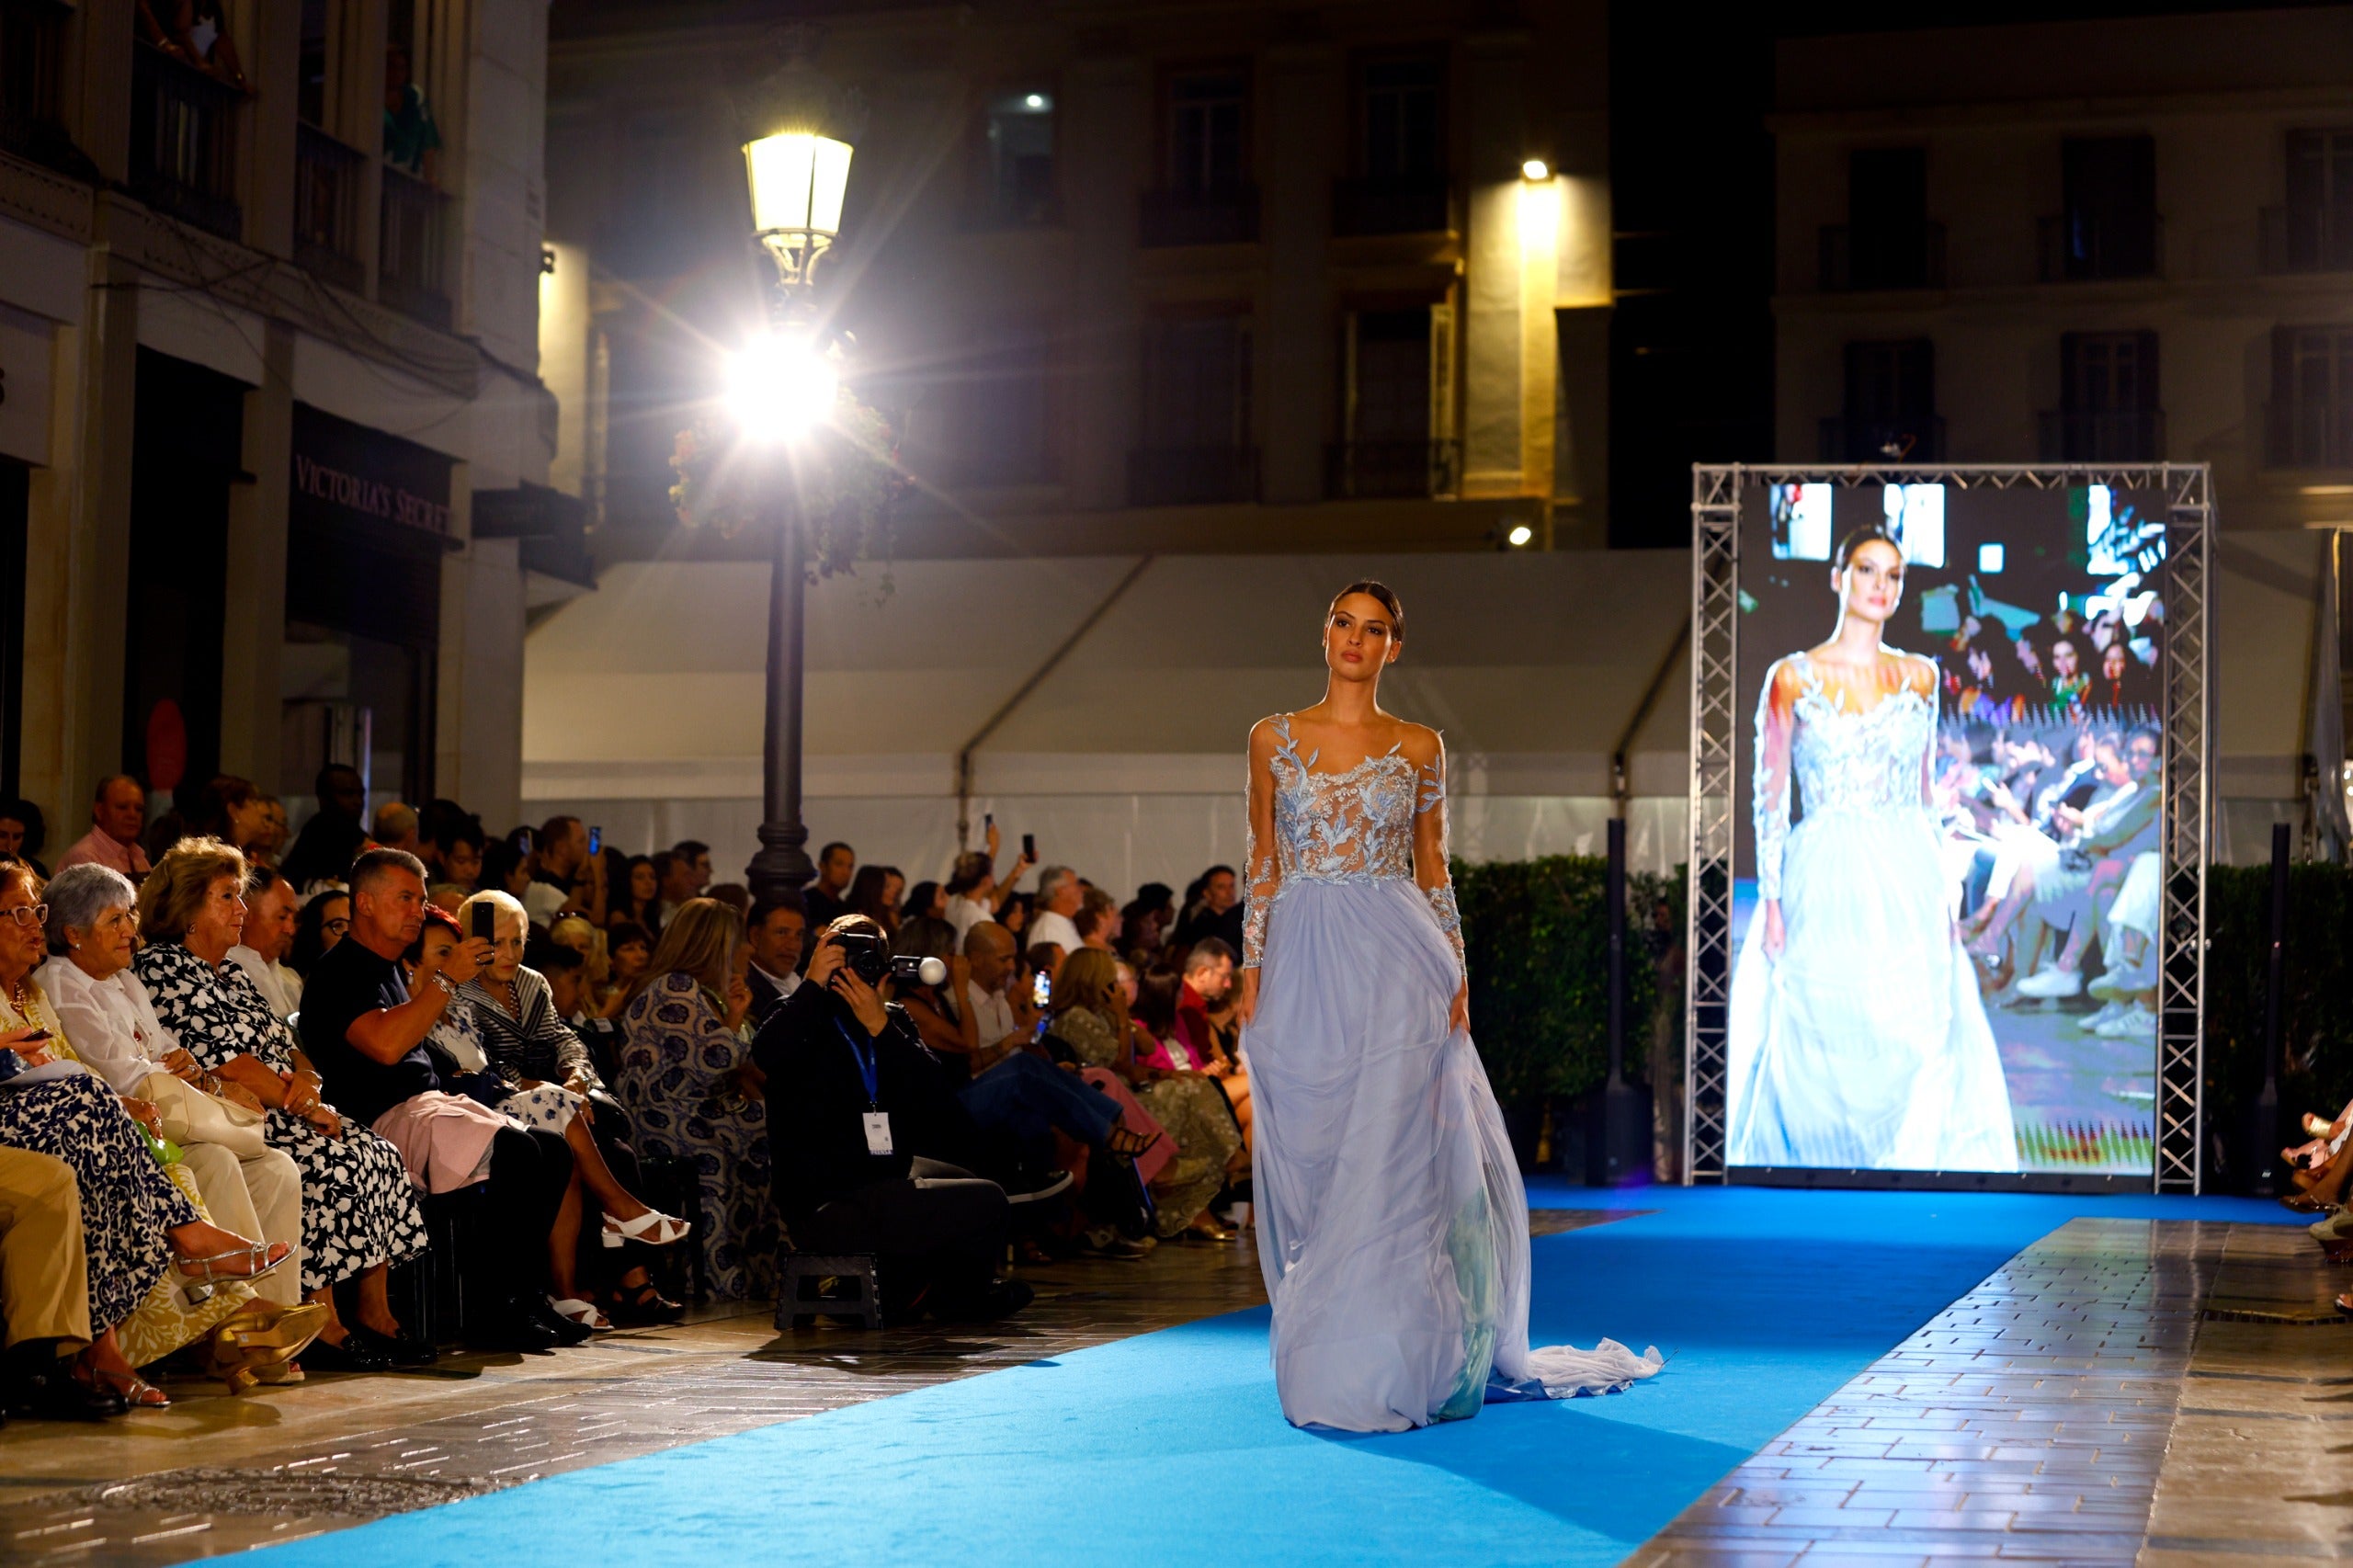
[1460,28,1532,500]
[220,320,295,789]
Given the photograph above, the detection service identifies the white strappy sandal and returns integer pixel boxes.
[549,1297,615,1332]
[601,1210,691,1249]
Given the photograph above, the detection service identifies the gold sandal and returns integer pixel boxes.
[204,1301,329,1394]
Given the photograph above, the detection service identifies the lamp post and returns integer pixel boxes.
[732,70,856,909]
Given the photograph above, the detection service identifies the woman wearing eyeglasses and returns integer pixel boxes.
[286,891,351,979]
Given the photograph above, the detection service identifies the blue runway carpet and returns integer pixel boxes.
[248,1188,2290,1568]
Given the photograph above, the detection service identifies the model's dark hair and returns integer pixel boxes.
[1833,524,1903,570]
[1329,579,1404,640]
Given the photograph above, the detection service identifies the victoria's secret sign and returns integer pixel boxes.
[290,403,452,537]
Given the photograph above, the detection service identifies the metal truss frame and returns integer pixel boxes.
[1683,463,2212,1192]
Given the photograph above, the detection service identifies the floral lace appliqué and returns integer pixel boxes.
[1753,652,1937,901]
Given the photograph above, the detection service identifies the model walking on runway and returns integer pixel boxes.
[1726,526,2017,1171]
[1235,580,1660,1433]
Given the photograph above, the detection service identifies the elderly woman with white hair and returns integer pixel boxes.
[452,890,687,1327]
[44,863,307,1317]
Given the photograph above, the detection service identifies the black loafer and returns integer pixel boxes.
[6,1366,128,1421]
[527,1301,594,1347]
[302,1333,393,1374]
[349,1325,439,1367]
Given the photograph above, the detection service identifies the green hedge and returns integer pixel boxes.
[2203,860,2353,1179]
[1455,856,1687,1115]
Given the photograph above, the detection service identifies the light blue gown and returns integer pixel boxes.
[1726,653,2018,1171]
[1241,715,1661,1434]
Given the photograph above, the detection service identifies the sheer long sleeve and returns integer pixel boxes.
[1414,740,1467,983]
[1754,660,1796,903]
[1242,720,1281,969]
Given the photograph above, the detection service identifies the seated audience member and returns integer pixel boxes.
[605,920,654,1011]
[136,839,428,1371]
[744,897,806,1027]
[846,864,904,935]
[372,802,419,857]
[1049,949,1239,1243]
[942,824,1037,947]
[613,856,662,937]
[1076,886,1120,953]
[1173,864,1245,952]
[0,799,50,878]
[613,900,776,1300]
[480,835,536,903]
[1179,937,1251,1145]
[298,849,583,1353]
[423,807,486,892]
[670,840,714,898]
[803,841,855,930]
[287,889,351,978]
[0,1144,129,1420]
[1121,883,1177,957]
[1029,867,1085,955]
[0,861,311,1406]
[228,864,305,1019]
[751,918,1030,1324]
[653,850,699,927]
[280,765,369,894]
[426,900,684,1330]
[187,776,275,864]
[47,864,307,1316]
[546,915,610,997]
[1026,941,1066,992]
[528,817,597,929]
[56,776,153,878]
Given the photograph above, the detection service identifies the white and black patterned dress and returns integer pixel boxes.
[136,942,427,1293]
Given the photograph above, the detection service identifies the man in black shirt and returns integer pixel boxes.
[752,918,1028,1324]
[801,841,855,931]
[301,848,579,1352]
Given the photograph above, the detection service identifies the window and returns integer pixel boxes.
[1165,67,1247,197]
[1330,308,1456,497]
[2043,135,2157,281]
[2270,325,2353,469]
[0,0,67,165]
[1131,314,1256,504]
[938,327,1054,487]
[2045,332,2161,461]
[2271,129,2353,272]
[1823,339,1939,461]
[979,89,1055,225]
[1358,57,1442,180]
[1824,146,1942,290]
[297,0,330,127]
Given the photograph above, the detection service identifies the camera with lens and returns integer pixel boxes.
[831,930,947,988]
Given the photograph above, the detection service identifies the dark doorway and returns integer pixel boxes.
[0,460,25,801]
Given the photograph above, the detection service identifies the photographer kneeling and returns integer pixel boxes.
[752,916,1030,1324]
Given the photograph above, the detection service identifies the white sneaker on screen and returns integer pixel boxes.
[2017,965,2084,999]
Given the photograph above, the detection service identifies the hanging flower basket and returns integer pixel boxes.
[669,382,911,588]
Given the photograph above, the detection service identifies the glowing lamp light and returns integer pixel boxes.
[1024,92,1046,109]
[727,335,837,444]
[1520,158,1550,181]
[1506,523,1535,548]
[744,131,854,290]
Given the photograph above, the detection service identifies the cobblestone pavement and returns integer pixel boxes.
[0,1211,1626,1563]
[1631,1215,2350,1568]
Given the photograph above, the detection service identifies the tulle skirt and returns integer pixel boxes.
[1245,877,1661,1434]
[1728,809,2018,1172]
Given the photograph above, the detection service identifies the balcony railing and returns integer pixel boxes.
[1127,445,1259,506]
[1324,438,1461,500]
[1819,416,1945,463]
[2260,204,2353,274]
[379,165,452,328]
[2038,212,2162,282]
[293,122,366,291]
[129,40,241,240]
[2268,399,2353,470]
[1332,175,1453,237]
[1139,185,1260,247]
[1818,222,1947,290]
[2037,409,2165,463]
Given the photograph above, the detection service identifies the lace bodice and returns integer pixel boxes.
[1243,713,1464,978]
[1753,653,1936,901]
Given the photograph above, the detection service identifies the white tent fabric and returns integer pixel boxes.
[521,551,1696,898]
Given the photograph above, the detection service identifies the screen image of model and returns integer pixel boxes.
[1726,483,2164,1176]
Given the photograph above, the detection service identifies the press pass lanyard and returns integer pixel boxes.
[835,1017,892,1155]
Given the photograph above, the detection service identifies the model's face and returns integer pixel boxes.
[98,780,146,844]
[1835,540,1904,624]
[1324,594,1401,682]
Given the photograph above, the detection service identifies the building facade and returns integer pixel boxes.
[1771,7,2353,848]
[543,0,1610,568]
[0,0,568,838]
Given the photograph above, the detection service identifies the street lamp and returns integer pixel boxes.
[732,57,858,909]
